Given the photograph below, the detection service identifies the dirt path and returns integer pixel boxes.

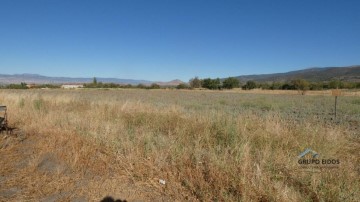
[0,130,167,202]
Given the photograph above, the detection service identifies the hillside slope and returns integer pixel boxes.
[234,65,360,83]
[0,74,183,86]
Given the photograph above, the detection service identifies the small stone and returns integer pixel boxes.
[159,179,166,185]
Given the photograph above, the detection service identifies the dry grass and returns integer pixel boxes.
[0,89,359,201]
[192,88,360,96]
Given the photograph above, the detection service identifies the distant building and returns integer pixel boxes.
[26,84,36,88]
[61,84,83,89]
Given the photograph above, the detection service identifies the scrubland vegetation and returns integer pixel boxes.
[0,89,359,201]
[2,76,360,91]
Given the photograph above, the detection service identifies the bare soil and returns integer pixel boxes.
[0,130,167,202]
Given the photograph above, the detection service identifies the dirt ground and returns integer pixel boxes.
[0,130,168,202]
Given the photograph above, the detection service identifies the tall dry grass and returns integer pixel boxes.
[0,89,359,201]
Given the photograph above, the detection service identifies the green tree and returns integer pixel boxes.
[329,80,343,89]
[202,78,221,90]
[137,84,146,89]
[20,82,28,88]
[309,82,323,90]
[259,83,271,90]
[356,82,360,89]
[222,77,240,89]
[242,80,257,90]
[270,82,282,90]
[7,83,29,89]
[292,79,309,95]
[93,77,97,85]
[281,83,294,90]
[189,76,202,88]
[150,83,161,89]
[176,83,189,89]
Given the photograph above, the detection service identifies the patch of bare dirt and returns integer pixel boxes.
[0,130,167,201]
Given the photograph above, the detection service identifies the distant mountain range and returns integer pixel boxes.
[0,74,184,86]
[233,65,360,83]
[1,66,359,86]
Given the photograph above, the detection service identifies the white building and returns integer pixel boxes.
[61,84,83,89]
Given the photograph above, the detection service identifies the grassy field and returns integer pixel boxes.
[0,89,359,201]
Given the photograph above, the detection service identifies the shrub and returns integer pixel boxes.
[292,79,309,95]
[202,78,221,90]
[137,84,146,89]
[6,82,28,89]
[242,80,257,90]
[149,83,161,89]
[329,80,343,89]
[176,83,189,89]
[189,77,202,88]
[222,77,240,89]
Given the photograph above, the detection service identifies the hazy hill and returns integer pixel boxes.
[156,79,184,86]
[1,66,359,86]
[0,74,184,86]
[234,66,360,83]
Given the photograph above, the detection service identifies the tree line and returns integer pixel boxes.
[83,77,162,89]
[182,77,360,90]
[1,77,359,90]
[0,83,61,89]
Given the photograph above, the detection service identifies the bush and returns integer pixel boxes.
[242,81,257,90]
[6,82,28,89]
[189,77,202,88]
[176,83,189,89]
[136,84,146,88]
[149,83,161,89]
[32,84,61,89]
[281,83,295,90]
[202,78,221,90]
[356,82,360,89]
[222,77,240,89]
[291,79,309,94]
[259,83,271,90]
[329,80,343,89]
[270,82,282,90]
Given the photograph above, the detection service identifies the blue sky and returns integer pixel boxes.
[0,0,359,81]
